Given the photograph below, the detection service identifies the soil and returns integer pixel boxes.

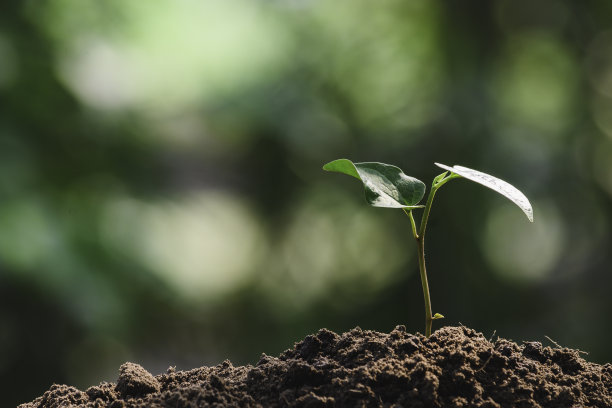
[19,326,612,408]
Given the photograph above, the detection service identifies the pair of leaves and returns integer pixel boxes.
[323,159,533,222]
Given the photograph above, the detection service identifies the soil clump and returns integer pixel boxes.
[19,326,612,407]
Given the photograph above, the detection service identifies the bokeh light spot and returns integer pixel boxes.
[490,32,577,134]
[481,201,565,282]
[101,192,266,300]
[43,0,293,113]
[304,0,444,131]
[0,199,63,271]
[271,189,409,309]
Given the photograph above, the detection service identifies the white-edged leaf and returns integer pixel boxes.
[435,163,533,222]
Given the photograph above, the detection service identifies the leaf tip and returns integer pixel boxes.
[523,203,534,223]
[322,158,362,181]
[322,160,338,171]
[434,162,450,170]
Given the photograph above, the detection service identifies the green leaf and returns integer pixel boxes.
[435,163,534,222]
[432,313,444,320]
[432,171,449,186]
[323,159,426,208]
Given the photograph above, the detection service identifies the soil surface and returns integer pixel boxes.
[19,326,612,407]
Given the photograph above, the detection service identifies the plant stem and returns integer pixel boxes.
[416,233,433,336]
[406,173,460,337]
[419,173,458,239]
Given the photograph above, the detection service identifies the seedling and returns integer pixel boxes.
[323,159,533,336]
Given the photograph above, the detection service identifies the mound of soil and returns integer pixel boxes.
[20,326,612,407]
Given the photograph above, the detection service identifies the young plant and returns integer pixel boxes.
[323,159,533,336]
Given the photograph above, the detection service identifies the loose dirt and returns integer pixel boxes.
[19,326,612,407]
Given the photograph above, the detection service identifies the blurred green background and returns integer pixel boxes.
[2,0,612,405]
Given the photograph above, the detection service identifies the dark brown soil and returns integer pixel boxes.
[19,326,612,407]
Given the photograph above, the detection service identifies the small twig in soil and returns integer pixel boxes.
[544,335,562,349]
[543,335,589,355]
[476,347,495,372]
